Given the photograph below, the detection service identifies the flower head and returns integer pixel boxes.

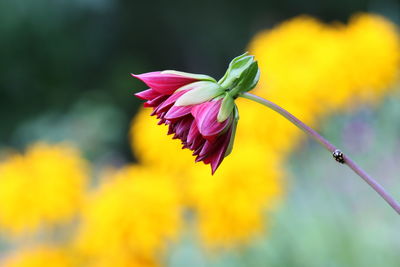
[132,54,259,174]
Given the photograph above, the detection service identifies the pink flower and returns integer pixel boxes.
[131,53,259,174]
[132,71,237,174]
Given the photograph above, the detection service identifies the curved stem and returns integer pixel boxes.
[241,92,400,215]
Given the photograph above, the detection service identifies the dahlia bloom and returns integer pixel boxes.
[132,54,259,173]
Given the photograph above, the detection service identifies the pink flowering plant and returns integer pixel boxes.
[133,53,258,173]
[132,53,400,215]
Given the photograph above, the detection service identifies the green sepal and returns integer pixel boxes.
[229,61,260,95]
[217,93,235,122]
[174,81,224,106]
[224,105,239,157]
[218,52,249,85]
[218,52,255,89]
[161,70,216,82]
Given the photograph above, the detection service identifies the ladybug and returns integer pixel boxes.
[332,149,345,164]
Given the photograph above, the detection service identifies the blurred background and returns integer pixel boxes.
[0,0,399,266]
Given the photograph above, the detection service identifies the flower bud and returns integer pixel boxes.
[218,53,259,95]
[229,61,260,95]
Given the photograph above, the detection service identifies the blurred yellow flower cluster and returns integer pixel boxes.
[0,144,180,266]
[0,12,399,267]
[75,165,181,266]
[131,110,283,248]
[248,13,400,124]
[1,247,74,267]
[0,143,88,236]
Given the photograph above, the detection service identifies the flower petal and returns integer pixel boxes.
[191,100,231,139]
[155,90,189,113]
[131,72,197,95]
[143,94,169,108]
[187,121,199,145]
[174,81,224,106]
[196,140,214,159]
[134,88,161,100]
[203,127,233,174]
[164,105,192,121]
[161,70,217,82]
[173,117,193,140]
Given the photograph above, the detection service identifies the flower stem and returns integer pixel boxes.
[241,92,400,215]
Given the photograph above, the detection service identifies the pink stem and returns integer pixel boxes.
[241,92,400,215]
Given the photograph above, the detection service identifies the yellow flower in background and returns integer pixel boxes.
[130,107,284,247]
[82,252,158,267]
[0,143,89,236]
[235,98,304,156]
[132,60,279,248]
[248,16,341,119]
[248,13,400,118]
[344,14,400,102]
[75,165,181,265]
[83,252,160,267]
[130,108,196,173]
[130,108,203,205]
[1,246,73,267]
[189,142,283,247]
